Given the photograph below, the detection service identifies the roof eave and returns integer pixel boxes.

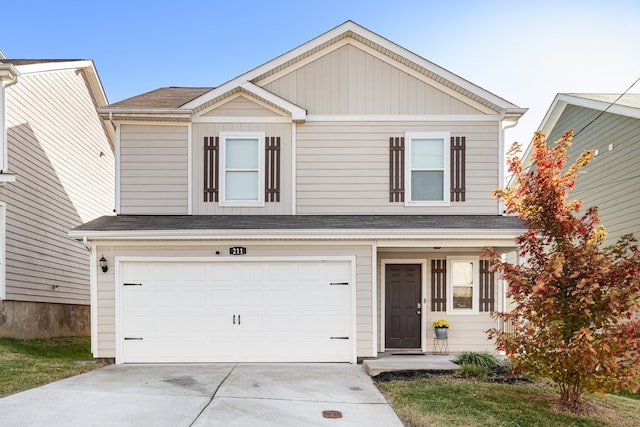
[70,228,522,241]
[98,108,192,122]
[0,64,19,83]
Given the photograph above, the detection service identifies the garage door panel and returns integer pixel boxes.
[121,260,352,363]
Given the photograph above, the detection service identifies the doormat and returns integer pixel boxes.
[391,352,425,356]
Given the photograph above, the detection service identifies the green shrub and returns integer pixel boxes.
[458,363,492,378]
[455,352,500,369]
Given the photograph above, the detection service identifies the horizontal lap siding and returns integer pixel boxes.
[94,242,373,359]
[548,105,640,245]
[192,123,293,215]
[378,252,498,353]
[2,69,114,304]
[296,121,500,214]
[119,125,188,214]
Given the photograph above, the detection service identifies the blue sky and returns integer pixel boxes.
[2,0,639,146]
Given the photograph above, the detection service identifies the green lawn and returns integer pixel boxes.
[377,375,640,427]
[0,336,103,398]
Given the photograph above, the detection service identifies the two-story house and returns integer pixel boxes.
[0,58,114,338]
[71,21,526,363]
[538,93,640,245]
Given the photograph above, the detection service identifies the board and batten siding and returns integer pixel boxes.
[378,251,498,354]
[192,122,293,215]
[296,120,501,214]
[261,43,484,116]
[119,124,188,214]
[547,104,640,245]
[93,242,374,359]
[2,68,114,304]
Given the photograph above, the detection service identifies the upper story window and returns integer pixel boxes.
[405,132,450,206]
[447,256,479,314]
[219,132,265,207]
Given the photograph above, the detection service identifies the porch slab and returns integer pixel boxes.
[363,354,460,377]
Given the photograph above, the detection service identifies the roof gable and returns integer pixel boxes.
[200,93,286,118]
[182,21,525,118]
[259,42,485,116]
[539,93,640,136]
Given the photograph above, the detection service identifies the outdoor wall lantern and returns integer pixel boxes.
[99,255,108,273]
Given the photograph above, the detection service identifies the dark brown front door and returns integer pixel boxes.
[385,264,421,348]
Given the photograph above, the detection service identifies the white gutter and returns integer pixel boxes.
[69,228,523,241]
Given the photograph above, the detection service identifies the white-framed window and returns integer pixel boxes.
[447,256,479,314]
[405,132,450,206]
[219,131,265,207]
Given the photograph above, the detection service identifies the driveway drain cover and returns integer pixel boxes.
[322,410,343,419]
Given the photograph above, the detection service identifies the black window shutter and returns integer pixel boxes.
[431,259,447,312]
[479,260,495,312]
[203,136,219,202]
[389,137,405,202]
[265,136,281,202]
[450,136,466,202]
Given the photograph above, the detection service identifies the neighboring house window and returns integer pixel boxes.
[219,132,265,207]
[447,256,479,314]
[404,132,450,206]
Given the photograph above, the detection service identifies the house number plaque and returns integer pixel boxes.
[229,247,247,255]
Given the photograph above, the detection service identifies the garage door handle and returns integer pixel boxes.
[238,315,241,325]
[330,336,349,340]
[124,337,143,341]
[233,314,235,324]
[330,282,349,286]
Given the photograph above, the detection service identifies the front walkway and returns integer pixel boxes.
[363,354,460,376]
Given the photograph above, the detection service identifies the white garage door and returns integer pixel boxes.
[119,260,352,363]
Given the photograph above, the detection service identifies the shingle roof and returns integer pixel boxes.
[108,87,214,109]
[73,215,524,233]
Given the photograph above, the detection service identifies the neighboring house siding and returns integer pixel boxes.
[119,124,188,214]
[296,120,500,214]
[2,69,114,304]
[94,242,374,359]
[548,104,640,244]
[261,43,483,115]
[192,122,293,215]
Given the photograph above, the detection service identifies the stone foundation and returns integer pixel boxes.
[0,300,90,338]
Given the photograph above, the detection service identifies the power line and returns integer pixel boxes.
[574,76,640,137]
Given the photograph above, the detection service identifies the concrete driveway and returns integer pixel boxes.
[0,364,403,427]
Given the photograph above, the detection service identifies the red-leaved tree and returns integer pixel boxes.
[486,130,640,407]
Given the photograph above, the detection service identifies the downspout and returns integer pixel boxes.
[109,112,121,214]
[1,73,19,174]
[498,117,520,215]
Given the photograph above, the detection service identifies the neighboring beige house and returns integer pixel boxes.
[538,93,640,245]
[0,59,114,338]
[71,21,526,363]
